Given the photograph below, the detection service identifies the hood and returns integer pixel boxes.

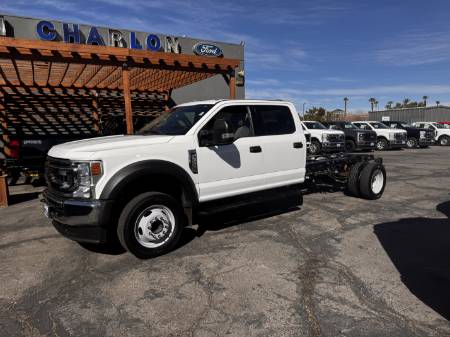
[386,128,406,133]
[48,134,174,159]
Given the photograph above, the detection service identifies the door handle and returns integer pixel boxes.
[293,142,303,148]
[249,146,262,153]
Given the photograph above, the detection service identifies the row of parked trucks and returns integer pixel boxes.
[301,120,449,155]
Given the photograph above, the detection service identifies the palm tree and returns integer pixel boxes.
[436,100,440,107]
[403,98,410,108]
[375,100,379,111]
[369,97,376,112]
[422,95,428,107]
[343,97,349,116]
[385,101,393,109]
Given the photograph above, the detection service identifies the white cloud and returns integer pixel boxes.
[376,29,450,66]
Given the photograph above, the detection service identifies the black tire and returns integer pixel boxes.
[117,192,185,259]
[347,162,366,197]
[359,162,386,200]
[439,136,449,146]
[345,140,356,152]
[376,138,388,151]
[406,137,418,149]
[309,139,321,155]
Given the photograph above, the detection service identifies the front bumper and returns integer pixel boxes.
[356,140,376,150]
[388,140,406,148]
[419,139,435,146]
[322,142,345,152]
[42,189,113,243]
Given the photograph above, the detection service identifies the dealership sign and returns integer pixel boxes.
[35,20,180,53]
[193,43,223,57]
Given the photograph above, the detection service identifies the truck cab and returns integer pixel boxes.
[322,121,376,152]
[352,121,407,151]
[411,122,450,146]
[300,121,345,155]
[383,121,435,148]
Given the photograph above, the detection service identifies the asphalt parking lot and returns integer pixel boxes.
[1,147,449,337]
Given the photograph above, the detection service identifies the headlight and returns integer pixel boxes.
[322,133,329,142]
[357,132,364,141]
[420,131,426,139]
[72,161,103,199]
[389,133,395,140]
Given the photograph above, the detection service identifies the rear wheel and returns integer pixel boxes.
[359,162,386,200]
[347,162,366,197]
[309,140,321,155]
[345,140,356,152]
[439,136,449,146]
[117,192,185,259]
[376,138,388,151]
[406,137,417,148]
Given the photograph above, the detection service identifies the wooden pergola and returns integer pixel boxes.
[0,37,240,135]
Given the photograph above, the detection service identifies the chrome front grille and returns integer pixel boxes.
[395,133,406,140]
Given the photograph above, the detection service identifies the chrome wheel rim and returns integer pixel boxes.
[134,205,175,248]
[371,170,384,194]
[310,143,318,154]
[407,139,415,148]
[376,141,384,150]
[441,138,448,146]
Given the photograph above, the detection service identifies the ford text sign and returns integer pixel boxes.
[193,43,223,57]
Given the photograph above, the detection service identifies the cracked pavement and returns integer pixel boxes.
[1,147,450,337]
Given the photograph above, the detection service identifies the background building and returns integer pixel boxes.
[369,106,450,123]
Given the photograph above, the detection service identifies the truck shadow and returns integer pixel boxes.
[374,201,450,320]
[192,195,301,236]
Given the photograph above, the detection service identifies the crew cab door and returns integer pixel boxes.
[249,104,306,188]
[195,105,266,201]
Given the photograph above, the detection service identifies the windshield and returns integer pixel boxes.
[401,123,411,128]
[434,123,446,129]
[304,121,326,129]
[139,104,213,135]
[342,122,358,129]
[369,122,389,129]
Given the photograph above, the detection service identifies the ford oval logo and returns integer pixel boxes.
[193,43,223,57]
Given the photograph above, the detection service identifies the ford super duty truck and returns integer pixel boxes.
[43,100,386,258]
[352,121,407,151]
[300,121,345,155]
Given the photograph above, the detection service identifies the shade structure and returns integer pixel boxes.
[0,36,241,135]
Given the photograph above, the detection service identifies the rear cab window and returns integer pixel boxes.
[250,105,296,136]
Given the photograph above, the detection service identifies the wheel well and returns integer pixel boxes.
[311,137,320,143]
[438,134,449,139]
[108,174,187,231]
[346,136,355,142]
[377,136,388,141]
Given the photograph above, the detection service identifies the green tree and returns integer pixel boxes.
[402,98,410,107]
[385,101,394,109]
[304,107,327,122]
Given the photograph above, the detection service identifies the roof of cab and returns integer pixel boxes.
[176,99,294,107]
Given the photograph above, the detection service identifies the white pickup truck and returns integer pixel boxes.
[411,122,450,146]
[43,100,386,258]
[353,121,407,151]
[300,121,345,155]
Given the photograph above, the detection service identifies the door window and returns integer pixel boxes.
[251,105,295,136]
[199,105,253,146]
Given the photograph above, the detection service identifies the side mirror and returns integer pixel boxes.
[213,118,234,145]
[198,129,213,147]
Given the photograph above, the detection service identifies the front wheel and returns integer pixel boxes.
[345,140,356,152]
[406,137,418,149]
[439,136,449,146]
[359,162,386,200]
[309,140,321,155]
[376,138,388,151]
[117,192,185,259]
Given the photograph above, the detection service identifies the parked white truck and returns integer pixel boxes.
[411,122,450,146]
[43,100,386,258]
[352,121,407,151]
[300,121,345,155]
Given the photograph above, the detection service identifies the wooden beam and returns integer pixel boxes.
[122,65,133,135]
[229,71,236,99]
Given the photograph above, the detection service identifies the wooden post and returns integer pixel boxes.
[229,70,236,99]
[122,65,134,135]
[0,93,8,207]
[91,90,100,134]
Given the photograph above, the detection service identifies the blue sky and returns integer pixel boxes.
[2,0,450,113]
